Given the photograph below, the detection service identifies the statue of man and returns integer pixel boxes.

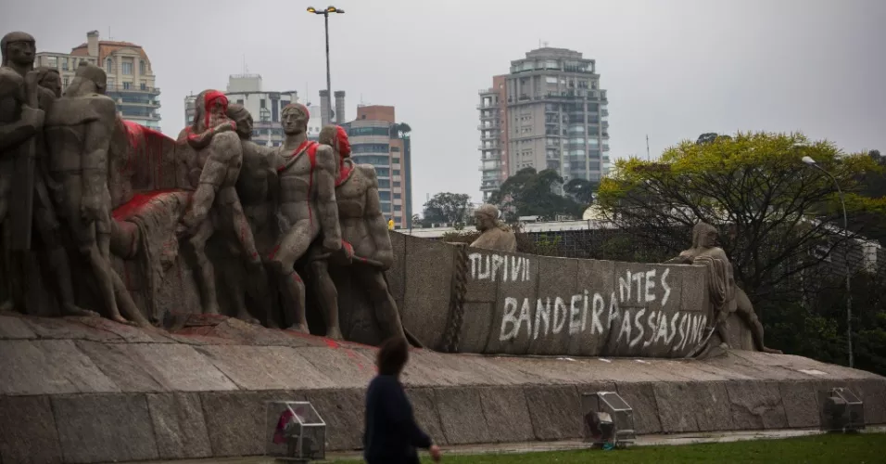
[665,222,780,353]
[44,63,145,325]
[221,102,276,324]
[176,90,264,317]
[0,31,43,310]
[308,125,405,341]
[470,204,516,252]
[269,104,341,333]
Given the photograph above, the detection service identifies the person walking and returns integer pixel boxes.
[364,336,442,463]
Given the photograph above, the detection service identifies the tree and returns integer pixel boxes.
[597,131,885,306]
[489,168,583,222]
[422,192,471,227]
[564,178,598,206]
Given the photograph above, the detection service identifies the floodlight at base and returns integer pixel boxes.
[581,391,635,448]
[266,401,327,462]
[819,387,865,433]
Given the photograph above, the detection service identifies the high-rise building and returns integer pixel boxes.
[342,105,413,229]
[183,75,306,146]
[478,47,610,200]
[36,30,162,130]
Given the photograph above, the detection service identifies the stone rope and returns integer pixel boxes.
[442,243,469,353]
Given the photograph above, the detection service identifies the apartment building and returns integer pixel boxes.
[342,105,413,229]
[478,47,610,199]
[36,30,162,130]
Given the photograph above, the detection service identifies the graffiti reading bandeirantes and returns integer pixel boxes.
[497,267,706,353]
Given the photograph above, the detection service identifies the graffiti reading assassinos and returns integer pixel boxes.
[497,267,708,353]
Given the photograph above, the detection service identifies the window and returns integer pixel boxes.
[393,169,401,176]
[260,99,266,109]
[393,181,401,188]
[63,77,68,88]
[378,191,391,202]
[375,167,390,177]
[61,59,68,71]
[394,205,402,212]
[272,101,279,122]
[377,179,390,189]
[106,58,113,73]
[236,99,244,105]
[391,146,401,152]
[545,76,558,84]
[353,155,389,166]
[281,100,290,109]
[346,126,390,137]
[352,143,389,154]
[139,60,146,74]
[122,61,133,75]
[123,82,131,90]
[140,82,146,90]
[392,157,400,164]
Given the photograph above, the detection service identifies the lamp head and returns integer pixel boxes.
[802,156,817,166]
[307,6,317,13]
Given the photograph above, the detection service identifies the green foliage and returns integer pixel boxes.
[422,192,472,228]
[489,168,583,222]
[597,131,886,304]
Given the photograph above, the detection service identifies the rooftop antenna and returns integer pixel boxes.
[543,41,549,47]
[242,54,249,74]
[646,134,651,161]
[107,27,113,41]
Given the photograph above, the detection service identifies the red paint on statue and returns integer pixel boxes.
[268,244,280,260]
[203,90,228,129]
[112,189,181,220]
[325,338,340,349]
[121,120,175,190]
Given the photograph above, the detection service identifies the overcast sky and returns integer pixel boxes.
[4,0,885,207]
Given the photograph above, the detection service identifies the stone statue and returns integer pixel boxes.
[176,90,265,317]
[222,102,277,324]
[0,31,43,311]
[269,104,341,332]
[44,63,145,325]
[309,125,405,341]
[665,222,780,353]
[470,204,516,252]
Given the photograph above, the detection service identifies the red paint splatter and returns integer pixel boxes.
[325,338,340,349]
[268,245,280,260]
[292,273,302,283]
[112,189,181,220]
[121,120,174,190]
[203,91,228,129]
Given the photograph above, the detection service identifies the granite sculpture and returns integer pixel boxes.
[308,125,405,341]
[470,204,516,252]
[268,104,341,332]
[176,90,265,317]
[665,222,780,353]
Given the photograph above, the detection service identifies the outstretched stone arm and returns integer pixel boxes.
[364,167,394,269]
[315,145,341,251]
[185,122,235,150]
[181,135,237,230]
[80,100,115,222]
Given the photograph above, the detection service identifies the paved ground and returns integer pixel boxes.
[131,426,886,463]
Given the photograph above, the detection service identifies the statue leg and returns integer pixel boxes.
[354,267,405,341]
[269,221,313,333]
[188,219,221,315]
[735,288,781,354]
[33,193,96,318]
[310,259,342,340]
[229,201,264,324]
[0,167,15,312]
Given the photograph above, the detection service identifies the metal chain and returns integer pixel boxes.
[442,243,469,353]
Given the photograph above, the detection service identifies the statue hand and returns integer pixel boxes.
[21,106,45,130]
[375,250,394,270]
[80,195,104,222]
[214,121,235,134]
[24,70,39,95]
[322,236,342,253]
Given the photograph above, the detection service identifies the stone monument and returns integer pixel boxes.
[470,203,516,252]
[665,222,781,353]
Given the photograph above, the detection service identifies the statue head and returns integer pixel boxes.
[1,32,35,69]
[281,103,309,136]
[64,62,107,97]
[34,66,61,98]
[474,204,506,232]
[691,222,719,249]
[319,125,351,159]
[226,103,253,140]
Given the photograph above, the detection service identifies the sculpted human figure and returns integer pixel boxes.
[270,104,341,332]
[470,204,516,253]
[220,102,277,323]
[0,32,44,310]
[176,90,264,317]
[665,222,780,353]
[44,63,145,325]
[309,125,405,341]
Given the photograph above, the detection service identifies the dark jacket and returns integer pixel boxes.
[363,375,432,464]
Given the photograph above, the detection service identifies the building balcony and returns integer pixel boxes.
[106,84,160,95]
[478,88,496,95]
[480,132,498,141]
[117,100,161,109]
[479,112,498,120]
[479,145,500,151]
[477,102,497,110]
[477,124,498,131]
[479,162,502,171]
[480,181,501,191]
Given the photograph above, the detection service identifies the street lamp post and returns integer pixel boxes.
[307,6,345,125]
[801,155,853,368]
